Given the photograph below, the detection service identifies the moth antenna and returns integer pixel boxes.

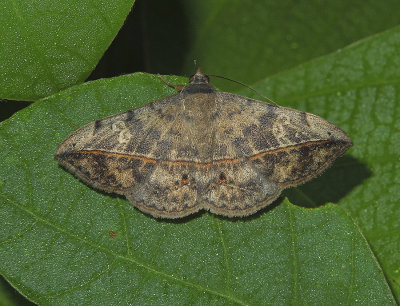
[209,74,277,105]
[158,74,186,91]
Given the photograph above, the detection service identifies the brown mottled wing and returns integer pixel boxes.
[200,92,352,216]
[55,94,201,218]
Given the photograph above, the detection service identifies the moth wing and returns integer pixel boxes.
[200,160,281,217]
[212,92,352,185]
[55,94,201,218]
[56,94,200,160]
[199,92,352,216]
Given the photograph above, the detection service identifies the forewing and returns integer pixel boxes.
[56,94,200,160]
[213,92,352,186]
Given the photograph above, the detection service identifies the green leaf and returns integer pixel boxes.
[0,0,134,101]
[1,1,400,303]
[239,25,400,300]
[0,34,398,302]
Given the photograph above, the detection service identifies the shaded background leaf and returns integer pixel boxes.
[0,0,399,304]
[93,0,400,91]
[0,277,31,306]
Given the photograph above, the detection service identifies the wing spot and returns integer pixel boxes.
[219,172,227,184]
[181,173,189,185]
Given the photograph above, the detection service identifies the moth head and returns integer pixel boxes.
[189,67,210,85]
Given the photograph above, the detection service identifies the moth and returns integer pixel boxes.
[55,69,353,218]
